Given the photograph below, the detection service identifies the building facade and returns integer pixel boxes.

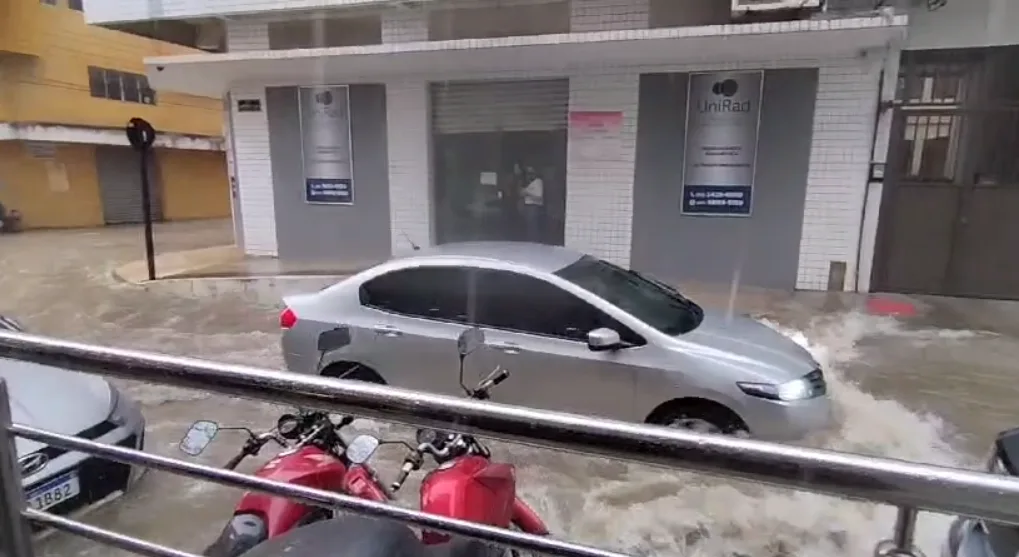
[86,0,911,292]
[0,0,230,230]
[868,0,1019,299]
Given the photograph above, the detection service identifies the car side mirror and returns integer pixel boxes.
[587,328,623,352]
[318,327,352,352]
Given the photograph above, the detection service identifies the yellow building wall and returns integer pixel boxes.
[0,142,104,229]
[157,149,231,221]
[0,0,231,229]
[3,0,222,137]
[0,0,44,57]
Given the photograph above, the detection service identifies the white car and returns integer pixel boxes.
[0,316,146,519]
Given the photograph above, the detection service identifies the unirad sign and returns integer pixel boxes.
[680,71,763,217]
[299,86,354,205]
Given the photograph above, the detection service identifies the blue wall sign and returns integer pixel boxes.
[680,71,764,217]
[305,178,353,204]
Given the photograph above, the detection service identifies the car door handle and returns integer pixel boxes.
[372,325,403,338]
[488,342,523,354]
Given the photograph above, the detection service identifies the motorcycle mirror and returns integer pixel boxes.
[456,327,485,357]
[346,435,380,465]
[276,414,302,439]
[416,428,440,445]
[317,327,352,353]
[179,420,219,456]
[995,427,1019,475]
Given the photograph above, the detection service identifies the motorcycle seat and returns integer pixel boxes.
[239,515,505,557]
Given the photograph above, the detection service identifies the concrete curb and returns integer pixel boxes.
[110,244,355,306]
[114,273,348,307]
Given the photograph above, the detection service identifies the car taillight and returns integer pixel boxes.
[279,307,297,329]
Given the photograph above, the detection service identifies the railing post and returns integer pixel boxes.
[874,506,923,557]
[0,380,35,557]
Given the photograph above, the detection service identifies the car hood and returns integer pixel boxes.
[0,359,112,456]
[679,310,818,382]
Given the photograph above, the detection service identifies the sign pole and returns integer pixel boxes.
[125,118,158,281]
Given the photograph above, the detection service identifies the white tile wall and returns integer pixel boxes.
[562,0,647,265]
[564,73,641,265]
[229,86,278,256]
[383,9,432,254]
[226,19,270,52]
[385,80,434,254]
[796,58,882,291]
[381,8,429,43]
[570,0,649,32]
[226,22,278,256]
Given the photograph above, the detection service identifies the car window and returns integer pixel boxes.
[469,269,643,344]
[359,267,468,322]
[555,256,704,336]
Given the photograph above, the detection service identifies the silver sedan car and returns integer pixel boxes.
[280,242,832,441]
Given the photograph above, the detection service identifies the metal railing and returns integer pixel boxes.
[0,330,1016,557]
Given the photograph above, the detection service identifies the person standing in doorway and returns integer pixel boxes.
[519,165,544,243]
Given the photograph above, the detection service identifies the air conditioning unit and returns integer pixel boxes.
[732,0,822,14]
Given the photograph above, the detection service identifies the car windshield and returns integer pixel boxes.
[554,256,704,336]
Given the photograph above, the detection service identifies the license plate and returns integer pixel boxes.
[26,473,80,511]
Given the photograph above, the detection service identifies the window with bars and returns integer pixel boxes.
[87,67,158,105]
[68,0,83,11]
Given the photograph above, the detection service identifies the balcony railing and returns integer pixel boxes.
[0,329,1017,557]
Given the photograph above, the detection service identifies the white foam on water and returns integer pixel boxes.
[503,311,975,557]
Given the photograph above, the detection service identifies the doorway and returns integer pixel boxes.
[434,130,566,244]
[430,79,569,245]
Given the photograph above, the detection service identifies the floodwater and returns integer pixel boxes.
[2,220,1019,557]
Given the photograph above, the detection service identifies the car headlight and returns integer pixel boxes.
[107,384,133,427]
[738,377,814,401]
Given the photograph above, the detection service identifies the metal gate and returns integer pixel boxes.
[431,79,570,134]
[873,107,1019,299]
[96,146,164,225]
[872,45,1019,300]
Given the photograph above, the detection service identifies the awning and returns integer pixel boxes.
[146,14,907,98]
[0,122,223,151]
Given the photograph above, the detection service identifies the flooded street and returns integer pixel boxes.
[2,220,1019,557]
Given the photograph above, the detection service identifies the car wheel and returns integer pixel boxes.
[321,363,386,385]
[649,400,749,437]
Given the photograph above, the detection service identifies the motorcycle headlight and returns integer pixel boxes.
[738,377,814,401]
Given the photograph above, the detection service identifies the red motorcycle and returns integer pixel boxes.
[386,326,549,544]
[187,326,549,557]
[178,328,391,557]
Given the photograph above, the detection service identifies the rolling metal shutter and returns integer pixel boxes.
[96,146,163,225]
[431,79,570,134]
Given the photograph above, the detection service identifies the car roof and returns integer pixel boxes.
[396,242,586,273]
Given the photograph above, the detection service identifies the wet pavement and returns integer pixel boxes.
[2,220,1018,557]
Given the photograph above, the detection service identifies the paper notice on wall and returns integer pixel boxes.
[45,161,69,193]
[480,172,498,186]
[569,111,623,161]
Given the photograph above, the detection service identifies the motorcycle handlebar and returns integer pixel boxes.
[473,368,510,398]
[391,460,415,491]
[224,451,248,470]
